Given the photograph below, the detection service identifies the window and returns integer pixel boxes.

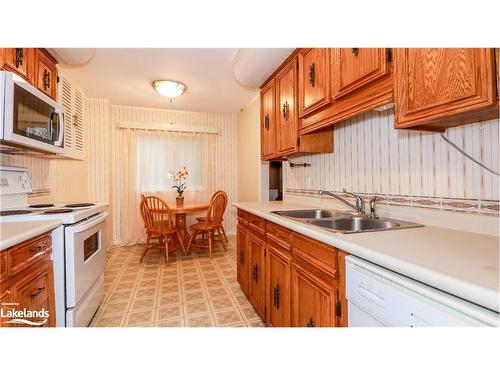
[136,132,208,192]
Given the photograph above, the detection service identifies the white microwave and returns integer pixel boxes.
[0,71,64,154]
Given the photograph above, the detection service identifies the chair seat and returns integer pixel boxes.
[190,220,218,231]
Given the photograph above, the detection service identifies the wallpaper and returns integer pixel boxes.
[286,110,500,215]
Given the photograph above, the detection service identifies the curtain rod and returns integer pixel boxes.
[117,121,219,134]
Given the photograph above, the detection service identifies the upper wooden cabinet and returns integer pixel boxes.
[332,48,391,100]
[394,48,498,130]
[300,48,394,134]
[34,49,57,100]
[260,79,276,160]
[275,58,298,155]
[298,48,331,117]
[0,48,35,82]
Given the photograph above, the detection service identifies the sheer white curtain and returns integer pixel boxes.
[114,128,215,245]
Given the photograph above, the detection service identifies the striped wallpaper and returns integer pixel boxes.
[285,110,500,215]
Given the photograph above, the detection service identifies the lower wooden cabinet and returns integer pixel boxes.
[236,224,250,295]
[0,233,56,328]
[248,232,266,318]
[265,241,291,327]
[291,261,338,327]
[236,208,348,327]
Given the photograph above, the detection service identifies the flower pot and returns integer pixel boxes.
[176,196,184,207]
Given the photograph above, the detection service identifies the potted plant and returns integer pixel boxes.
[169,167,188,207]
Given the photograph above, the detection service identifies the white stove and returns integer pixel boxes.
[0,165,108,327]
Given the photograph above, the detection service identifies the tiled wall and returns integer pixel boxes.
[285,110,500,215]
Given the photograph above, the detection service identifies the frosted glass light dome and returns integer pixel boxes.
[152,80,186,97]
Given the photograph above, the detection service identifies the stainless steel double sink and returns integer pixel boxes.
[272,209,423,234]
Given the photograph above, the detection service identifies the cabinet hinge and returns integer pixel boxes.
[386,48,393,63]
[296,137,301,147]
[335,301,342,317]
[57,75,60,83]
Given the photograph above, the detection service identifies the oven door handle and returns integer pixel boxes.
[70,212,108,234]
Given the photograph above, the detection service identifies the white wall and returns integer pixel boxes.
[236,95,261,202]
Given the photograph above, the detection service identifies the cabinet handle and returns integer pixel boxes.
[30,287,45,299]
[0,289,11,300]
[15,48,24,68]
[43,69,51,90]
[306,318,315,327]
[273,284,280,309]
[252,265,258,282]
[352,48,360,57]
[30,245,46,254]
[264,114,270,130]
[250,220,259,226]
[282,101,289,121]
[239,250,244,265]
[308,63,315,87]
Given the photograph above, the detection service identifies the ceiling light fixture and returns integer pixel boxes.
[152,80,186,98]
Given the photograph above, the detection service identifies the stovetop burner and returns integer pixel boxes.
[0,209,33,216]
[41,209,74,214]
[65,203,94,208]
[29,204,55,208]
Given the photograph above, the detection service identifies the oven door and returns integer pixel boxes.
[65,212,108,308]
[1,71,64,153]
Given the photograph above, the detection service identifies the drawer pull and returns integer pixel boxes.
[239,250,244,265]
[308,63,315,87]
[250,220,259,226]
[306,317,315,327]
[30,287,45,299]
[264,114,270,130]
[43,69,51,90]
[252,265,258,282]
[352,48,360,57]
[282,101,289,121]
[15,48,24,68]
[30,245,46,254]
[273,284,280,309]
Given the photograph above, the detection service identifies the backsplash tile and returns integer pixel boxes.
[285,110,499,216]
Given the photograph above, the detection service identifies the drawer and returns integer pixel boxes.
[248,213,266,235]
[8,235,52,276]
[16,265,51,308]
[266,221,292,250]
[237,209,249,223]
[291,233,337,278]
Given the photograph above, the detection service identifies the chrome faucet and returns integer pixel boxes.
[369,196,378,219]
[318,189,365,214]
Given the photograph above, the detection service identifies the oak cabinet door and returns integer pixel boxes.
[291,262,337,327]
[332,48,391,100]
[35,49,57,100]
[260,80,276,160]
[275,58,298,155]
[2,48,34,82]
[265,243,291,327]
[248,233,266,318]
[236,224,250,295]
[298,48,331,117]
[394,48,497,129]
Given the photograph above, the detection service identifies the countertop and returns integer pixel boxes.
[233,201,500,313]
[0,220,63,251]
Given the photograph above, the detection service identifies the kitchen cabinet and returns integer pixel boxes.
[260,52,334,161]
[248,231,266,318]
[291,261,338,327]
[34,48,57,100]
[300,48,394,134]
[235,209,347,327]
[298,48,331,117]
[58,72,86,160]
[0,233,56,328]
[260,79,276,160]
[236,223,250,296]
[0,48,35,82]
[394,48,498,131]
[265,240,291,327]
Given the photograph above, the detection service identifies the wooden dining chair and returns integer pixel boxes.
[140,195,185,265]
[186,190,228,258]
[195,190,229,244]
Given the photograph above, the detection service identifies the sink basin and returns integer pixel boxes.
[309,217,408,233]
[273,209,346,219]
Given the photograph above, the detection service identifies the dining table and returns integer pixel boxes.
[169,202,210,243]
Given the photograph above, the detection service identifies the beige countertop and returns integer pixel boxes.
[0,220,63,251]
[233,201,500,313]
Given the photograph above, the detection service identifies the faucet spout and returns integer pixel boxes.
[319,189,366,214]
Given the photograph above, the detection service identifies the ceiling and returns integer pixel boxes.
[58,48,290,113]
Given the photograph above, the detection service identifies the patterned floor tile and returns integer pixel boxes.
[214,308,244,327]
[126,309,154,326]
[185,314,214,327]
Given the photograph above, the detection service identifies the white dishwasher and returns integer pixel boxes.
[346,256,499,327]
